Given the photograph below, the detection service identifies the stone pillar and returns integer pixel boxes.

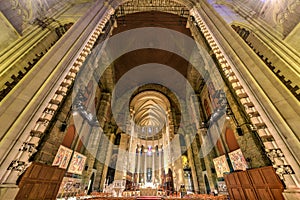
[158,146,162,184]
[191,137,205,193]
[82,126,102,191]
[88,92,111,191]
[99,133,115,190]
[137,145,141,183]
[152,150,155,184]
[114,133,129,181]
[144,146,147,183]
[163,127,169,174]
[171,134,185,192]
[140,147,144,183]
[97,93,111,128]
[128,119,136,175]
[185,134,199,193]
[201,127,218,193]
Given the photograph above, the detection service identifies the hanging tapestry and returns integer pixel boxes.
[213,155,230,178]
[67,151,86,175]
[228,148,248,171]
[52,145,73,169]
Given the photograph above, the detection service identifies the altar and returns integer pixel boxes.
[140,188,157,196]
[122,181,166,197]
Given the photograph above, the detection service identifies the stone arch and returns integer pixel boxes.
[130,84,182,133]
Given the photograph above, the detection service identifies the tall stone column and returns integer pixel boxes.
[201,127,218,192]
[91,92,111,190]
[152,150,155,184]
[128,119,136,175]
[99,133,115,190]
[172,134,185,192]
[137,145,141,183]
[185,134,199,193]
[114,133,129,181]
[144,146,147,183]
[82,126,103,191]
[160,145,166,175]
[191,136,205,193]
[158,146,162,184]
[163,128,169,174]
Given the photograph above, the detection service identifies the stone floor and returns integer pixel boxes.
[75,194,229,200]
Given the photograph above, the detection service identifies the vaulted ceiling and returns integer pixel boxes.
[130,90,170,139]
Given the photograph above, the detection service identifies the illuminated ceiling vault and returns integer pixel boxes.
[130,91,170,139]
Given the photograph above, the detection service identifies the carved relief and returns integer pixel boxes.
[10,0,50,23]
[7,160,30,175]
[19,142,36,154]
[265,149,294,180]
[259,0,299,24]
[233,0,300,36]
[266,148,284,164]
[275,165,294,180]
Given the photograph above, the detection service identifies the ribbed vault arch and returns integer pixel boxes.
[130,90,171,139]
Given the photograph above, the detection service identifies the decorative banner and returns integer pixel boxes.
[217,181,228,193]
[52,145,73,169]
[213,155,230,178]
[57,177,82,195]
[67,151,86,175]
[228,148,248,171]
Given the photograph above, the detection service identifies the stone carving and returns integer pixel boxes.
[10,0,50,23]
[30,130,44,138]
[275,165,294,180]
[7,160,30,174]
[19,142,36,154]
[234,0,299,35]
[259,0,299,24]
[265,149,294,180]
[266,148,284,165]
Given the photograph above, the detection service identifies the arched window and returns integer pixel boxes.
[62,125,76,148]
[225,128,240,152]
[216,139,224,155]
[114,134,121,145]
[204,99,211,117]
